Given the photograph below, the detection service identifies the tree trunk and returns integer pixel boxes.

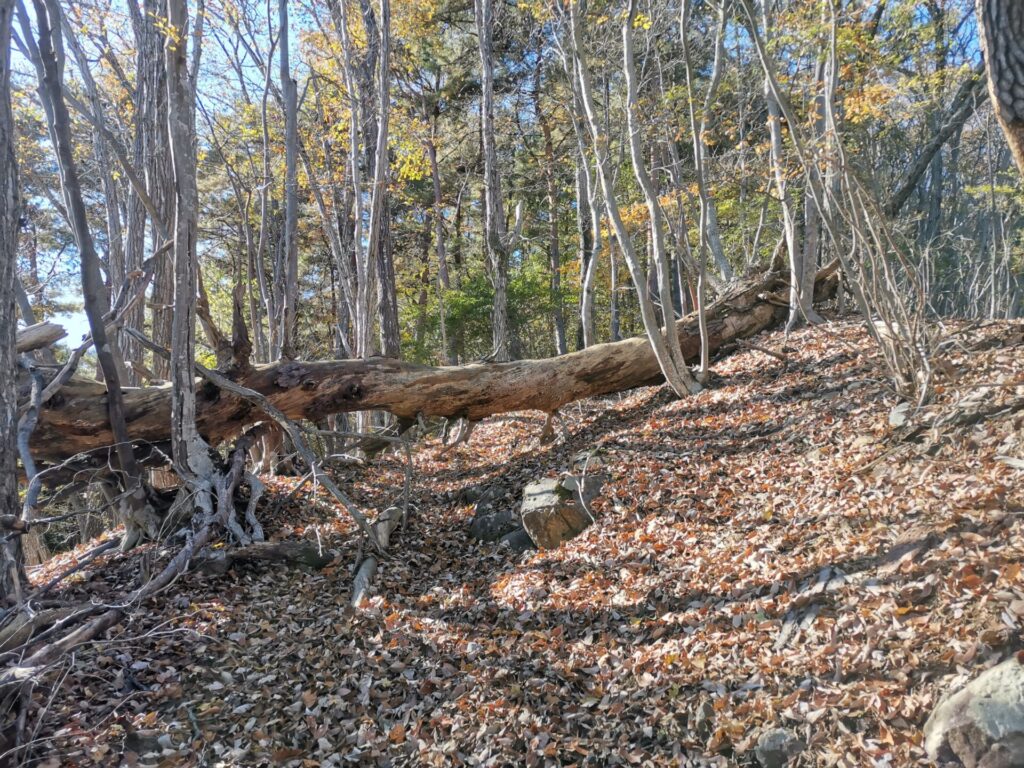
[426,129,455,364]
[166,0,213,495]
[376,202,401,358]
[136,0,175,378]
[537,82,567,356]
[760,0,816,331]
[427,131,449,289]
[0,0,24,604]
[474,0,512,361]
[26,267,838,465]
[795,50,826,330]
[61,23,133,384]
[367,0,398,359]
[977,0,1024,177]
[558,42,599,350]
[883,64,984,218]
[29,0,158,541]
[610,242,620,342]
[570,0,700,397]
[333,0,374,360]
[279,0,300,359]
[414,218,431,352]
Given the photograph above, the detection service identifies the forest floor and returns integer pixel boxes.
[27,318,1024,767]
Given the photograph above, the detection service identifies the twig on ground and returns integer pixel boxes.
[737,339,789,365]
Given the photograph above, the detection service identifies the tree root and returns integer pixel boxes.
[194,540,337,575]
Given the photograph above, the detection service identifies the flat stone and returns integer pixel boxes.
[889,402,911,428]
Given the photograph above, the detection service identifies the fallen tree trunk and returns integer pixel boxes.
[25,267,837,464]
[15,322,66,354]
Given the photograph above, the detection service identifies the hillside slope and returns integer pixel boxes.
[33,319,1024,767]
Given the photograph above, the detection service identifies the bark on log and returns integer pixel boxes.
[25,268,837,464]
[15,322,66,353]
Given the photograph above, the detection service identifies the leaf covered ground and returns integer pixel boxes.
[29,320,1024,767]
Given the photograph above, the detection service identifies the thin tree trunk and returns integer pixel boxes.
[795,49,827,330]
[474,0,512,361]
[536,73,567,356]
[279,0,300,359]
[365,0,397,359]
[333,0,373,359]
[610,239,620,342]
[62,17,133,384]
[560,42,600,349]
[426,125,455,364]
[414,218,431,351]
[165,0,215,502]
[0,0,25,604]
[883,63,985,217]
[307,73,356,355]
[376,204,401,357]
[28,0,159,545]
[427,129,449,289]
[760,0,816,331]
[680,0,730,376]
[572,0,699,396]
[255,30,281,360]
[576,157,598,348]
[135,0,175,378]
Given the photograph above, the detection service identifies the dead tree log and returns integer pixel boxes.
[15,322,66,353]
[25,268,837,465]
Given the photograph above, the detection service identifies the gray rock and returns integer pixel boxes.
[498,527,536,554]
[925,655,1024,768]
[468,507,518,542]
[460,484,500,506]
[520,474,604,550]
[465,485,520,542]
[754,728,804,768]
